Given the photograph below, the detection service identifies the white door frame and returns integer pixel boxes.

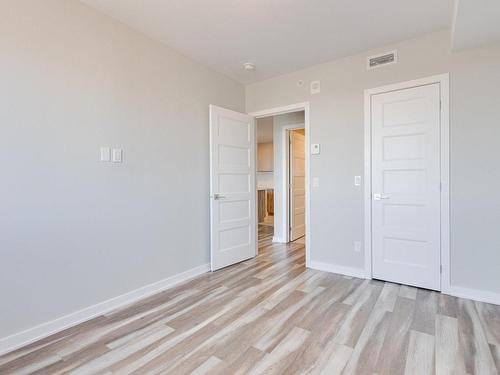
[249,102,311,267]
[283,124,305,243]
[364,73,450,292]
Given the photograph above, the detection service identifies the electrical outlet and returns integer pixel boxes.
[354,241,362,253]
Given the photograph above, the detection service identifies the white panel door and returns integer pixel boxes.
[210,105,256,271]
[290,130,305,241]
[371,83,441,290]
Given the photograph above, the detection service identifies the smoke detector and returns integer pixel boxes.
[243,62,256,72]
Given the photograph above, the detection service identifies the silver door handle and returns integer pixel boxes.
[212,194,227,200]
[373,193,390,201]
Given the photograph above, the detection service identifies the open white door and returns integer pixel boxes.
[210,105,256,271]
[289,130,306,241]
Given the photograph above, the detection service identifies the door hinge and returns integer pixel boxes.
[440,265,443,274]
[440,100,442,111]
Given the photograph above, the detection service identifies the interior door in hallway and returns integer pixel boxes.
[371,83,441,290]
[289,130,305,241]
[209,105,256,271]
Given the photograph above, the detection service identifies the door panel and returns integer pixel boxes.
[290,130,305,241]
[210,105,256,271]
[371,84,441,290]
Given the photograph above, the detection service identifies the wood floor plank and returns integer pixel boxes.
[334,282,382,348]
[342,304,392,375]
[404,330,435,375]
[189,355,222,375]
[476,301,500,347]
[399,285,418,300]
[490,344,500,374]
[457,299,498,375]
[375,296,416,375]
[411,289,439,336]
[435,314,466,375]
[248,326,311,374]
[1,225,499,375]
[205,346,265,375]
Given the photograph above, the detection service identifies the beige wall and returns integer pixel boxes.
[246,31,500,295]
[0,0,244,342]
[257,143,274,172]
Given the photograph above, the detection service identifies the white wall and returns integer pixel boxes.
[272,112,305,242]
[246,31,500,296]
[0,0,244,342]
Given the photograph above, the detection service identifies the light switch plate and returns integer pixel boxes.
[311,144,321,155]
[354,176,362,186]
[112,149,123,163]
[312,177,320,188]
[100,147,111,162]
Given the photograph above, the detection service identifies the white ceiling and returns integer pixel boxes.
[452,0,500,50]
[80,0,455,84]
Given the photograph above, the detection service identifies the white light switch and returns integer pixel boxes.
[312,177,320,188]
[311,144,321,155]
[354,176,362,186]
[100,147,111,162]
[112,149,123,163]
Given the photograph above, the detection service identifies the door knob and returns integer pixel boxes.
[212,194,227,200]
[373,193,390,201]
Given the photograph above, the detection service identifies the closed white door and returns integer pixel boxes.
[371,83,441,290]
[209,105,256,271]
[290,130,305,241]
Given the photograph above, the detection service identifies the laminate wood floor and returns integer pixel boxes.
[1,228,499,374]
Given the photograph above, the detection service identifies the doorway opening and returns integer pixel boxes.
[255,109,307,254]
[209,102,310,272]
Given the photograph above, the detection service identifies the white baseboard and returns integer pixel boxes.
[0,263,210,357]
[308,260,369,279]
[272,236,286,243]
[444,285,500,306]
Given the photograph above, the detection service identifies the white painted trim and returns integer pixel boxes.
[0,263,210,356]
[282,123,305,243]
[249,102,310,119]
[249,102,311,267]
[309,260,369,280]
[272,236,287,243]
[364,73,451,291]
[445,286,500,306]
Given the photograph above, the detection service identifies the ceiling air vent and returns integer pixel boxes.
[367,50,398,70]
